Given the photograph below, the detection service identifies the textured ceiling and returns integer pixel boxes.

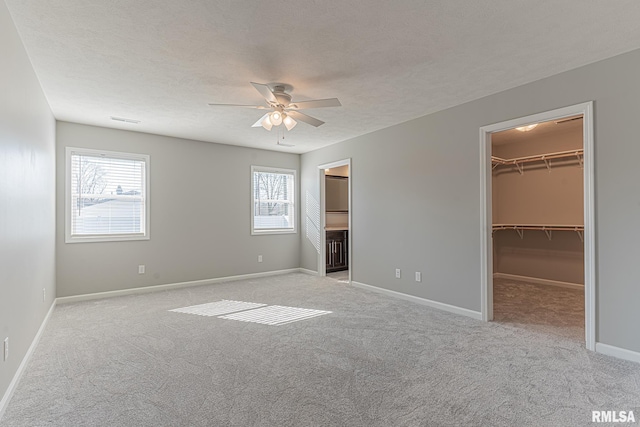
[6,1,640,153]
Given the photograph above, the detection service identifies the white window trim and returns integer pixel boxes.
[251,165,297,235]
[65,147,150,243]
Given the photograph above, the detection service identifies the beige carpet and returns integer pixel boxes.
[493,278,585,342]
[326,270,349,282]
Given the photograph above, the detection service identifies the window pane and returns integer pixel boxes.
[252,168,295,232]
[70,151,146,237]
[72,197,143,234]
[254,201,293,229]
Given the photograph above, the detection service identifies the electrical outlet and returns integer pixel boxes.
[395,269,401,279]
[43,288,46,302]
[258,255,263,263]
[415,272,422,282]
[138,265,145,274]
[4,337,8,361]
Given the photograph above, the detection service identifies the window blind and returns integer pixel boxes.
[69,150,147,238]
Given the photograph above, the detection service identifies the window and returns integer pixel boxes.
[66,147,149,243]
[251,166,296,234]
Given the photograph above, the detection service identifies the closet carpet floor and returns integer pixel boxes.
[1,273,639,427]
[493,278,585,342]
[326,269,349,282]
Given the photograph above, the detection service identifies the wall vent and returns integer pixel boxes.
[110,116,140,124]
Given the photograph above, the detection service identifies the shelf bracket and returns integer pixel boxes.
[516,227,524,239]
[576,228,584,242]
[542,156,551,172]
[514,161,523,175]
[576,152,584,169]
[492,162,500,170]
[543,228,552,240]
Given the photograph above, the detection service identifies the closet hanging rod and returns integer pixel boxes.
[491,149,584,166]
[492,224,584,241]
[492,224,584,230]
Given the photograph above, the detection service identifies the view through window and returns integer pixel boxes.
[67,148,148,242]
[251,166,296,234]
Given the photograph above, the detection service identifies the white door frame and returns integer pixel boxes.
[479,101,595,351]
[318,158,352,282]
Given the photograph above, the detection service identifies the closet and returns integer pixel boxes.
[324,165,349,278]
[491,116,585,337]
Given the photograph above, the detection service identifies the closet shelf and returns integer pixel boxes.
[492,224,584,242]
[492,149,584,174]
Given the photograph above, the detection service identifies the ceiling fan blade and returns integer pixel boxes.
[286,110,325,127]
[251,113,271,128]
[250,82,277,104]
[287,98,341,109]
[208,103,267,109]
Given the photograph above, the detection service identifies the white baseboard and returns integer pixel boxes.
[351,281,482,320]
[298,268,318,276]
[493,273,584,290]
[596,342,640,364]
[0,300,56,421]
[57,268,303,304]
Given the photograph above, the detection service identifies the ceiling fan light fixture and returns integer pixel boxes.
[261,115,273,131]
[283,114,297,131]
[211,82,341,133]
[270,111,283,126]
[515,123,538,132]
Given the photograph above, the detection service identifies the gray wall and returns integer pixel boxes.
[56,122,300,297]
[301,48,640,353]
[0,0,56,408]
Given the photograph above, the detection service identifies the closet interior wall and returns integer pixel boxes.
[492,121,584,285]
[325,165,349,228]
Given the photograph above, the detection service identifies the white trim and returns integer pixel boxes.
[0,300,56,421]
[65,147,151,244]
[317,159,352,283]
[582,102,596,351]
[250,165,297,235]
[479,101,596,351]
[596,343,640,364]
[493,273,583,290]
[56,268,302,304]
[479,126,493,321]
[299,268,318,276]
[318,159,352,170]
[318,168,326,276]
[351,281,482,320]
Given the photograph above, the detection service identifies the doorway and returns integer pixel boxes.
[318,159,351,283]
[479,102,595,350]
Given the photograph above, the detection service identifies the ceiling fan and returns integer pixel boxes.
[208,82,341,131]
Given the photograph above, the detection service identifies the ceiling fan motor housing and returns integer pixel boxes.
[272,85,292,107]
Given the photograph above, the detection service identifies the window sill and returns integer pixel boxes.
[251,229,297,236]
[65,234,150,244]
